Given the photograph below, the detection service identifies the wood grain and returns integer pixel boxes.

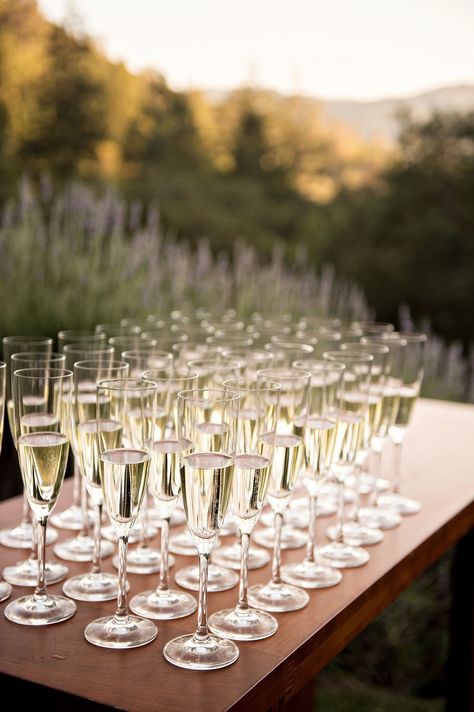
[0,398,473,712]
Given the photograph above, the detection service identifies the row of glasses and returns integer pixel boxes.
[3,352,68,589]
[62,359,129,602]
[5,367,76,625]
[0,336,53,549]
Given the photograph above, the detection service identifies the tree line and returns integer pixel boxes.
[1,0,472,349]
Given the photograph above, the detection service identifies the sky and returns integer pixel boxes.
[38,0,474,101]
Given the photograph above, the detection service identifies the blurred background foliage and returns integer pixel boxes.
[0,1,472,374]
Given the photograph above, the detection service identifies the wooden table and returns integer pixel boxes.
[0,398,473,712]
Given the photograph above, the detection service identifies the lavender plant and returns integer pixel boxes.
[0,179,471,403]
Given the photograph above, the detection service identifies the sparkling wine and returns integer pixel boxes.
[304,416,337,481]
[100,448,151,530]
[18,432,69,516]
[266,433,303,513]
[333,412,361,467]
[232,453,271,532]
[181,451,234,541]
[393,386,418,428]
[149,437,192,517]
[78,419,123,490]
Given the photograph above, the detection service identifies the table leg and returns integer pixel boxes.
[446,527,474,712]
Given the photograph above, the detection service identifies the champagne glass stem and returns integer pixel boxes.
[194,552,210,642]
[21,491,31,526]
[271,512,283,584]
[91,503,102,576]
[157,516,170,593]
[369,450,382,506]
[29,512,38,564]
[80,477,89,538]
[138,499,148,551]
[34,516,47,599]
[393,441,402,494]
[115,535,129,621]
[236,531,250,614]
[336,481,345,544]
[305,495,317,563]
[72,459,81,507]
[352,463,361,523]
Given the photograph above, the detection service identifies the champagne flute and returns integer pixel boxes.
[209,379,280,640]
[356,335,407,529]
[129,369,199,620]
[281,360,344,588]
[84,378,157,648]
[0,362,11,603]
[3,352,68,587]
[114,350,173,572]
[318,351,373,568]
[171,341,219,369]
[52,345,113,538]
[174,358,242,592]
[207,332,254,349]
[63,344,114,372]
[141,333,188,352]
[378,332,427,514]
[297,316,341,331]
[62,360,130,601]
[121,349,172,378]
[57,330,106,351]
[212,349,274,570]
[4,368,76,625]
[0,336,53,549]
[264,341,314,367]
[248,367,311,613]
[95,323,141,338]
[325,343,389,544]
[163,388,240,670]
[352,321,395,335]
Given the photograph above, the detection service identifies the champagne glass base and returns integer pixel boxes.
[85,614,157,649]
[320,482,356,503]
[289,496,338,517]
[345,474,391,495]
[319,541,369,568]
[175,563,238,592]
[0,581,12,602]
[248,581,309,613]
[163,633,239,670]
[113,547,175,574]
[281,559,342,589]
[212,543,270,570]
[3,558,68,586]
[130,588,197,620]
[326,521,384,546]
[377,493,421,515]
[4,593,76,625]
[253,525,306,550]
[169,530,198,556]
[50,505,92,531]
[208,607,278,641]
[0,522,33,549]
[102,524,157,544]
[358,505,402,530]
[62,572,125,602]
[0,523,57,548]
[54,535,112,562]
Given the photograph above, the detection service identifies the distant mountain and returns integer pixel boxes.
[320,85,474,143]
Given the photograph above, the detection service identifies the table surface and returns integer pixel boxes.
[0,398,473,712]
